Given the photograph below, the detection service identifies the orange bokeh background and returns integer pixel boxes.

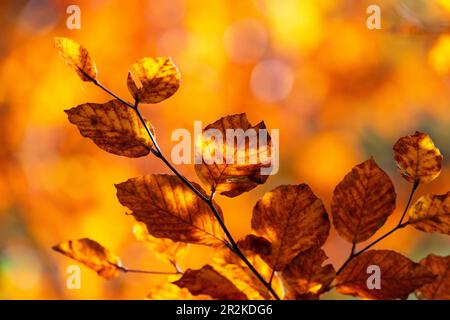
[0,0,449,299]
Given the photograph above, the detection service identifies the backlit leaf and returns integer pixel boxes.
[127,57,180,103]
[194,113,272,197]
[237,234,272,257]
[173,265,248,300]
[133,222,188,264]
[147,282,211,300]
[415,254,450,300]
[52,238,122,279]
[54,37,97,82]
[393,131,443,184]
[331,158,396,243]
[115,174,225,246]
[408,192,450,235]
[65,99,154,157]
[251,184,330,271]
[282,247,336,300]
[336,250,435,299]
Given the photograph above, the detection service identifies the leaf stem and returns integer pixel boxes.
[92,79,280,300]
[335,182,419,276]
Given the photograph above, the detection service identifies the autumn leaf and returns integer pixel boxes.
[237,234,272,257]
[173,265,248,300]
[212,246,274,300]
[415,254,450,300]
[393,131,443,184]
[133,222,188,264]
[336,250,435,299]
[65,99,154,157]
[331,158,396,243]
[282,247,336,300]
[194,113,272,197]
[127,57,180,104]
[251,184,330,271]
[408,192,450,235]
[54,37,97,82]
[115,174,225,246]
[52,238,122,279]
[147,282,211,300]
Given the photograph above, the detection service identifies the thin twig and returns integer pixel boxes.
[119,266,181,275]
[91,79,280,300]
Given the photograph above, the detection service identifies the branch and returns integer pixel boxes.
[118,266,181,275]
[92,79,280,300]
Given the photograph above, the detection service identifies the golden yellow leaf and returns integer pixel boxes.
[415,254,450,300]
[173,265,248,300]
[331,158,396,243]
[393,131,443,184]
[408,192,450,235]
[65,99,154,158]
[251,184,330,271]
[52,238,122,279]
[147,282,211,300]
[282,247,336,300]
[133,221,188,264]
[336,250,435,300]
[195,113,272,197]
[54,37,97,82]
[127,57,180,103]
[115,174,225,246]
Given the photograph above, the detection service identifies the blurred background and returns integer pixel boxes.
[0,0,449,299]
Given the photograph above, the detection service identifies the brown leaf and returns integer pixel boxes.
[393,131,443,184]
[173,265,248,300]
[237,235,272,256]
[331,158,396,243]
[115,174,225,246]
[212,246,275,300]
[194,113,272,197]
[65,99,154,157]
[251,184,330,271]
[54,37,97,82]
[336,250,436,299]
[415,254,450,300]
[147,282,211,300]
[52,238,122,279]
[133,222,188,264]
[408,192,450,235]
[127,57,180,104]
[282,247,336,300]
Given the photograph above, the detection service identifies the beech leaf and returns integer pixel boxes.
[173,265,248,300]
[331,158,396,243]
[52,238,122,279]
[194,113,272,197]
[408,192,450,235]
[115,174,225,246]
[65,99,154,157]
[127,57,180,104]
[54,37,97,82]
[415,254,450,300]
[393,131,443,184]
[237,235,272,257]
[251,184,330,271]
[336,250,435,299]
[282,247,336,300]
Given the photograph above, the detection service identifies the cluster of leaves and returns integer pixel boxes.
[52,37,449,300]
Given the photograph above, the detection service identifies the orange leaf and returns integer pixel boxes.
[393,131,443,184]
[237,234,272,256]
[194,113,272,197]
[127,57,180,103]
[336,250,435,299]
[415,254,450,300]
[147,282,211,300]
[173,265,248,300]
[133,222,188,264]
[65,99,154,157]
[52,238,122,279]
[115,174,225,246]
[251,184,330,271]
[54,37,97,82]
[331,158,396,243]
[408,192,450,235]
[282,247,336,300]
